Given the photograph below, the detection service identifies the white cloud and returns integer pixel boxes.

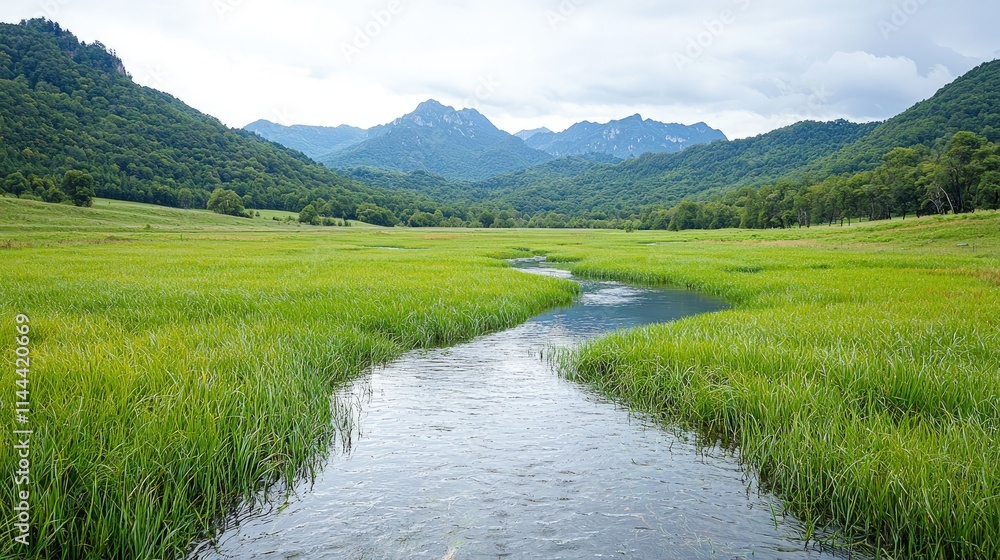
[0,0,996,138]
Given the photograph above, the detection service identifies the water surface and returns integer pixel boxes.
[194,260,851,559]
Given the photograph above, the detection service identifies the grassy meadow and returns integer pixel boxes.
[560,214,1000,558]
[1,196,998,558]
[0,198,578,558]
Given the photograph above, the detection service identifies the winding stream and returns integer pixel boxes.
[193,260,852,559]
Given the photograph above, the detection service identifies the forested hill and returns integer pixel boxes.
[483,119,878,215]
[0,19,429,216]
[806,59,1000,176]
[321,100,554,181]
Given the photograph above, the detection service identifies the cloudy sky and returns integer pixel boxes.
[2,0,998,139]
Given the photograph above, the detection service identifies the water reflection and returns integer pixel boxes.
[193,261,855,560]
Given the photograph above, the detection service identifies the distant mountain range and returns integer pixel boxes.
[320,100,554,181]
[247,104,726,181]
[519,116,727,158]
[514,128,552,141]
[347,58,1000,216]
[5,18,1000,228]
[243,121,367,160]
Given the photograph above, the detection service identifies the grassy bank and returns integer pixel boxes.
[562,213,1000,558]
[0,199,578,559]
[2,196,998,558]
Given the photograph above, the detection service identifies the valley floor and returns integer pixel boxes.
[1,197,997,558]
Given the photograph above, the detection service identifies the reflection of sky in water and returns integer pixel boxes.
[193,261,858,560]
[581,284,641,306]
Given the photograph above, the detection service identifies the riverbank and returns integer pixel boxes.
[563,212,1000,558]
[0,199,578,558]
[2,197,996,558]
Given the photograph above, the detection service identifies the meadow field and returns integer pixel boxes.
[1,197,998,558]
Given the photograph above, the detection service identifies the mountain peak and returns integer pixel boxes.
[515,127,553,141]
[414,99,452,114]
[323,101,553,181]
[524,115,727,159]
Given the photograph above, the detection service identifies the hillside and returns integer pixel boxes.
[321,100,554,181]
[485,119,878,214]
[805,59,1000,176]
[0,19,433,219]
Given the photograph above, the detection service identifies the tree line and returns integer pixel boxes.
[639,131,1000,231]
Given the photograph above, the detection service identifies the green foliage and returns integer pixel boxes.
[650,131,1000,231]
[206,187,247,217]
[355,203,399,227]
[3,171,28,196]
[481,120,878,216]
[0,19,450,224]
[60,169,95,207]
[298,202,319,224]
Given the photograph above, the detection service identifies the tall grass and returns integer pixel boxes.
[0,200,577,559]
[563,213,1000,558]
[2,197,998,558]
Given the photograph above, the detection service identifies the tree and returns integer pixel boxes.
[874,147,924,219]
[478,210,496,228]
[408,211,441,227]
[355,203,398,227]
[938,131,988,213]
[978,171,1000,210]
[61,170,96,207]
[668,201,702,231]
[298,203,320,225]
[3,171,30,197]
[177,188,195,209]
[206,188,247,216]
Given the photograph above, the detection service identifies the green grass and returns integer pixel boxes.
[1,198,998,559]
[560,213,1000,558]
[0,199,578,559]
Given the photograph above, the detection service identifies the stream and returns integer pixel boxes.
[192,259,854,559]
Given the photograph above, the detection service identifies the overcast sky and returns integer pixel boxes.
[2,0,998,139]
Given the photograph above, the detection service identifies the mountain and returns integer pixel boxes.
[523,115,727,158]
[244,120,367,159]
[341,152,620,205]
[484,120,879,215]
[321,100,554,181]
[804,59,1000,176]
[0,19,445,219]
[514,127,552,141]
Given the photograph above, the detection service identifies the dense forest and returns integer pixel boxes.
[2,19,999,230]
[639,131,1000,231]
[0,19,456,222]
